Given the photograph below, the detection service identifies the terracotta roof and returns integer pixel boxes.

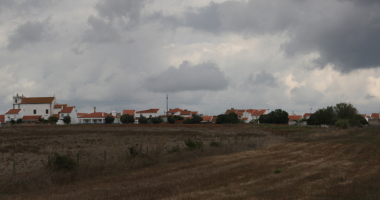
[168,108,183,113]
[251,110,266,116]
[202,116,212,122]
[211,116,217,123]
[236,110,246,113]
[303,113,312,118]
[180,110,192,115]
[54,104,67,109]
[21,97,55,104]
[360,114,366,117]
[225,109,237,115]
[78,112,118,118]
[122,110,135,115]
[371,113,379,118]
[288,115,302,121]
[136,109,159,114]
[243,118,248,120]
[60,107,74,114]
[237,113,244,117]
[0,115,4,122]
[77,113,88,116]
[191,111,198,115]
[22,115,43,121]
[52,114,60,119]
[5,109,21,114]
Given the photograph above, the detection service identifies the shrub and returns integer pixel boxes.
[167,146,180,154]
[45,153,77,172]
[259,109,288,124]
[150,116,163,124]
[335,119,350,129]
[216,113,239,124]
[184,139,203,150]
[128,146,140,158]
[167,116,176,124]
[120,114,134,124]
[210,141,221,147]
[10,119,15,125]
[138,116,148,124]
[16,118,23,124]
[183,118,191,124]
[274,169,282,174]
[48,116,58,123]
[63,116,71,124]
[105,115,115,124]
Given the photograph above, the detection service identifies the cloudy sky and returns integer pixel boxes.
[1,0,380,115]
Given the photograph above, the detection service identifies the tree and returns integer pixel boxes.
[215,113,239,124]
[48,116,58,123]
[63,116,71,124]
[151,116,163,124]
[183,118,191,124]
[259,109,289,124]
[120,114,134,124]
[334,102,357,119]
[16,118,23,124]
[168,116,176,124]
[10,119,16,125]
[105,115,115,124]
[190,114,202,124]
[138,116,148,124]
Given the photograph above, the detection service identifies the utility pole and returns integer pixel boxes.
[166,94,168,122]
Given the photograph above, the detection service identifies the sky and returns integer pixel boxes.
[1,0,380,116]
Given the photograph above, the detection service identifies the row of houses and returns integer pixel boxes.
[0,94,379,125]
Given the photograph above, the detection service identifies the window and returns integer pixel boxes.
[33,110,36,114]
[46,109,49,114]
[15,99,17,103]
[149,115,152,118]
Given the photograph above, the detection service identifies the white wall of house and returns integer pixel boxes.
[78,116,120,124]
[58,109,78,124]
[20,99,56,119]
[137,113,159,118]
[5,110,25,122]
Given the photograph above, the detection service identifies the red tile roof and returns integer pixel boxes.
[5,109,21,114]
[225,109,237,115]
[78,112,118,118]
[136,109,159,114]
[243,118,248,120]
[60,107,74,114]
[251,110,266,116]
[236,110,246,113]
[360,114,366,117]
[52,114,60,119]
[191,111,198,115]
[168,108,183,113]
[22,115,43,121]
[371,113,379,118]
[180,110,192,115]
[123,110,135,115]
[54,104,67,109]
[77,113,87,117]
[202,116,212,122]
[288,115,302,122]
[0,115,4,122]
[236,113,244,117]
[211,116,217,123]
[21,97,55,104]
[303,113,312,118]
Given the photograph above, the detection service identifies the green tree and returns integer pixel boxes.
[10,119,16,125]
[334,102,358,119]
[215,113,239,124]
[48,116,58,123]
[183,118,191,124]
[167,116,176,124]
[105,115,115,124]
[138,116,148,124]
[190,114,202,124]
[16,118,23,124]
[120,114,134,124]
[259,109,288,124]
[63,116,71,124]
[151,116,163,124]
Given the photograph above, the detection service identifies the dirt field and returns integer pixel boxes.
[1,125,380,199]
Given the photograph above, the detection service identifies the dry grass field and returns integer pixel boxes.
[1,124,380,199]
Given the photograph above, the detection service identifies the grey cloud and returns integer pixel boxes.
[7,20,51,50]
[179,0,380,73]
[246,71,278,87]
[144,61,228,93]
[290,86,324,105]
[95,0,151,23]
[365,94,375,100]
[82,15,120,43]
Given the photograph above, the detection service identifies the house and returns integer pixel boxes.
[57,107,78,124]
[303,113,312,119]
[53,104,70,114]
[4,109,25,122]
[13,94,57,119]
[22,115,43,123]
[202,116,213,123]
[136,109,160,120]
[248,109,268,121]
[77,113,88,118]
[78,112,120,124]
[211,116,218,123]
[167,108,183,116]
[225,108,267,123]
[371,113,379,119]
[180,110,192,118]
[288,115,303,125]
[122,110,135,117]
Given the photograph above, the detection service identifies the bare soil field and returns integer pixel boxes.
[1,124,380,199]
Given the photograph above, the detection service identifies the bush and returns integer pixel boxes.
[151,116,163,124]
[10,119,15,125]
[120,114,134,124]
[105,115,115,124]
[210,141,221,147]
[48,116,58,123]
[184,139,203,150]
[128,146,140,158]
[138,116,148,124]
[45,153,77,172]
[167,116,176,124]
[183,118,191,124]
[259,109,288,124]
[16,118,23,124]
[335,119,350,129]
[216,113,239,124]
[63,116,71,124]
[274,169,282,174]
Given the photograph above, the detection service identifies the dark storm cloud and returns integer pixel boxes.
[82,15,120,43]
[7,19,52,50]
[144,61,229,93]
[246,71,278,87]
[95,0,151,22]
[178,0,380,73]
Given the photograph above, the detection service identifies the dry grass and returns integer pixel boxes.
[1,125,380,199]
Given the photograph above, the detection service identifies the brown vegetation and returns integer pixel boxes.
[1,125,380,199]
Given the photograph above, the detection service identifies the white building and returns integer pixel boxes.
[4,109,25,122]
[53,104,71,115]
[13,94,57,119]
[136,109,160,119]
[78,112,120,124]
[57,107,78,124]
